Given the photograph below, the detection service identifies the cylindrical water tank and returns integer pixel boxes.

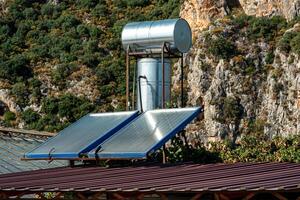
[137,58,171,111]
[122,18,192,53]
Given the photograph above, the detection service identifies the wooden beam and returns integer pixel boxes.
[242,193,256,200]
[137,193,144,200]
[214,193,220,200]
[76,193,88,200]
[91,192,104,200]
[112,193,125,200]
[159,193,168,200]
[191,193,203,200]
[0,192,8,199]
[219,194,230,200]
[52,192,62,200]
[272,193,287,200]
[0,126,55,137]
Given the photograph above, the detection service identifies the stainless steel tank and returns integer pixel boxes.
[122,18,192,53]
[137,58,171,111]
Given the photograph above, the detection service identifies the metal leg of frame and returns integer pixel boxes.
[126,49,130,111]
[181,53,184,108]
[161,42,166,164]
[132,58,137,110]
[161,42,165,109]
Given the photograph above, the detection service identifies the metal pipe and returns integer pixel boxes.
[138,75,147,113]
[161,42,166,164]
[161,42,165,109]
[170,58,172,108]
[181,53,184,108]
[162,144,166,164]
[132,58,137,110]
[126,47,130,111]
[296,76,300,135]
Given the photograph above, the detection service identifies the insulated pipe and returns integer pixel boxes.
[138,75,147,112]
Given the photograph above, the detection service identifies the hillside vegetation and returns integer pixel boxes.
[1,0,300,164]
[0,0,181,131]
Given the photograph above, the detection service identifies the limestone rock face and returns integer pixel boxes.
[239,0,300,21]
[180,0,230,38]
[0,0,8,16]
[0,90,20,114]
[173,20,300,142]
[181,0,300,37]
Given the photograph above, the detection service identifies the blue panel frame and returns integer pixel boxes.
[25,111,139,159]
[89,107,203,159]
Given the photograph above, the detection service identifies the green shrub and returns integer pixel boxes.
[210,134,300,163]
[0,54,32,81]
[52,64,76,85]
[265,51,275,64]
[223,96,243,123]
[76,24,89,37]
[57,94,95,122]
[232,14,252,29]
[126,0,150,7]
[41,4,55,16]
[57,15,80,32]
[277,32,298,53]
[21,109,40,124]
[207,36,237,59]
[4,111,16,122]
[88,26,102,39]
[11,82,29,107]
[248,16,286,41]
[41,97,59,115]
[91,4,108,17]
[35,114,65,132]
[23,7,37,20]
[76,0,99,9]
[290,33,300,55]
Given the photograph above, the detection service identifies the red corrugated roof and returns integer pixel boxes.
[0,162,299,193]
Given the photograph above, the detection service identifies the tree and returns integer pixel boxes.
[21,109,40,124]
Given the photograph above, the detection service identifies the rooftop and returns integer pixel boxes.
[0,162,299,199]
[0,131,66,174]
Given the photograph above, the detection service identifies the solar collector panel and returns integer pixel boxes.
[25,111,139,159]
[89,107,201,159]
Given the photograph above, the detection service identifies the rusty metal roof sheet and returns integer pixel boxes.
[0,133,66,174]
[0,162,299,193]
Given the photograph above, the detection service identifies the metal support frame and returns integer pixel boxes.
[125,44,183,111]
[132,58,137,110]
[126,46,130,111]
[125,44,184,164]
[161,42,166,109]
[181,53,184,108]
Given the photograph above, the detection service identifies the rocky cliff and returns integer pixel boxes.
[1,0,300,141]
[239,0,300,20]
[181,0,300,37]
[175,0,300,143]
